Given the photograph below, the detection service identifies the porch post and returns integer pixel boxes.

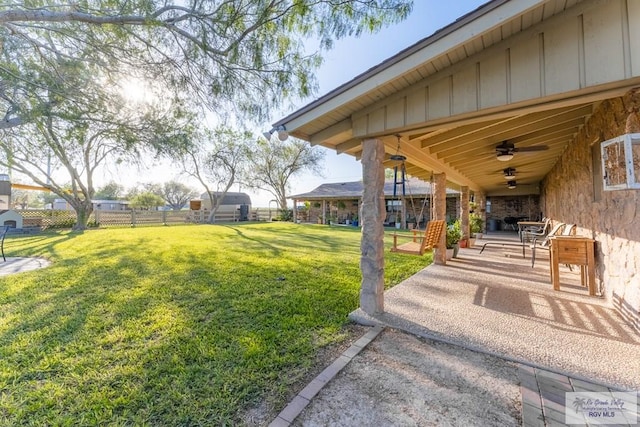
[293,198,298,223]
[360,138,386,315]
[477,193,487,233]
[322,200,327,224]
[433,173,447,265]
[460,186,470,243]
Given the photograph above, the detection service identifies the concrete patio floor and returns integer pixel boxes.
[350,231,640,390]
[271,232,639,426]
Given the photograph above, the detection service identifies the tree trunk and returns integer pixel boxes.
[72,202,93,231]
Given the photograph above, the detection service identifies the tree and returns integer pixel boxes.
[39,191,57,209]
[0,59,191,230]
[0,1,412,130]
[10,189,31,209]
[129,192,165,210]
[0,1,411,229]
[95,181,125,200]
[161,181,198,211]
[245,139,324,210]
[182,127,254,223]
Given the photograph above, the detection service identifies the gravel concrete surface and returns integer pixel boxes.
[293,328,522,427]
[351,238,640,390]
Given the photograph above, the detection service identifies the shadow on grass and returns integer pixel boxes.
[4,231,81,260]
[0,224,379,424]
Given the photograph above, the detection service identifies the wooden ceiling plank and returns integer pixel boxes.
[422,109,557,151]
[415,118,504,147]
[430,107,586,158]
[441,130,574,164]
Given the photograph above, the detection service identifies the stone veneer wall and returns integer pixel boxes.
[540,89,640,333]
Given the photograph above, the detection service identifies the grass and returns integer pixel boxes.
[0,222,433,425]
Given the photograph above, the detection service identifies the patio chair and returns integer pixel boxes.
[479,239,526,258]
[520,217,551,243]
[390,219,445,256]
[530,223,576,267]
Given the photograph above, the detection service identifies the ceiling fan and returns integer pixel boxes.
[495,141,548,161]
[505,180,539,189]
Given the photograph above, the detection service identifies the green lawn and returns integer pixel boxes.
[0,222,432,425]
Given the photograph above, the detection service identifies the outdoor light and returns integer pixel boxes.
[507,180,517,189]
[262,125,288,141]
[503,168,516,180]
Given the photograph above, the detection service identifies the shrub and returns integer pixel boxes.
[446,219,463,249]
[470,213,483,234]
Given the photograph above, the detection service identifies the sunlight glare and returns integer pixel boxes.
[119,77,154,104]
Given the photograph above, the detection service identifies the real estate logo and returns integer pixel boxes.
[565,391,637,425]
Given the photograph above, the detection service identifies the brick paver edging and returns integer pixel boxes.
[269,325,385,427]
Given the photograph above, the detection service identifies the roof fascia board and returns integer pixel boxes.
[275,0,547,133]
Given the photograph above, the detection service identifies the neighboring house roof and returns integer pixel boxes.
[199,192,252,205]
[290,178,458,200]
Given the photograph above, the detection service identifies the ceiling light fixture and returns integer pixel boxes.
[495,141,515,161]
[262,125,288,141]
[503,168,516,180]
[507,180,517,189]
[497,152,514,162]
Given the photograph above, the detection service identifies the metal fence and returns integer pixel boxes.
[16,207,283,229]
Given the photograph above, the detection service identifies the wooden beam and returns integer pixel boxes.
[336,138,362,154]
[309,119,352,146]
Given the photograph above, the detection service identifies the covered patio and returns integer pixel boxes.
[272,0,640,333]
[351,233,640,390]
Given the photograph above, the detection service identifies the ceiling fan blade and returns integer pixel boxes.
[514,146,549,152]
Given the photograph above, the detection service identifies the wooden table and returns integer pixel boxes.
[549,236,596,296]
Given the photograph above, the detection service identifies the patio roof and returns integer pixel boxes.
[273,0,640,196]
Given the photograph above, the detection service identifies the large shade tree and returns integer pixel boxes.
[0,58,190,229]
[245,138,324,210]
[160,181,199,211]
[183,127,254,223]
[94,181,125,200]
[0,1,412,228]
[0,1,413,130]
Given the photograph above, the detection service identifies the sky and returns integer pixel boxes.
[103,0,489,207]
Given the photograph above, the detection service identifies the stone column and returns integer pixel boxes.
[322,200,327,224]
[433,173,447,265]
[477,192,487,233]
[360,138,386,315]
[293,198,298,223]
[460,186,470,243]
